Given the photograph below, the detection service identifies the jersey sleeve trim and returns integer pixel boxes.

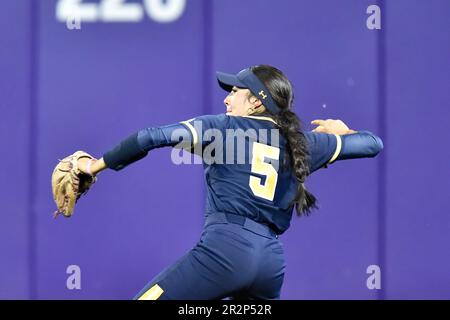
[180,120,198,146]
[328,134,342,164]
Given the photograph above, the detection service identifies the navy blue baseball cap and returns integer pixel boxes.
[216,68,281,114]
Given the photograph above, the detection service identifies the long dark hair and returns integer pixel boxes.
[250,65,317,216]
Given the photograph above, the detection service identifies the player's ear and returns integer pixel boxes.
[249,96,262,107]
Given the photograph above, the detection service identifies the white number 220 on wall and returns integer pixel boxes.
[56,0,186,23]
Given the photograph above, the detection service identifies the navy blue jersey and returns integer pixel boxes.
[179,114,341,234]
[104,113,382,235]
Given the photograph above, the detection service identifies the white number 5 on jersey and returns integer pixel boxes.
[249,142,280,201]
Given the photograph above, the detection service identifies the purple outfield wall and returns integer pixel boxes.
[0,0,449,299]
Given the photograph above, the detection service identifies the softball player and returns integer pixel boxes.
[77,65,383,300]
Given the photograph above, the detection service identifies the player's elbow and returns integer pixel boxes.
[366,132,384,158]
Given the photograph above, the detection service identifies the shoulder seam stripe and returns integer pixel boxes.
[180,120,198,146]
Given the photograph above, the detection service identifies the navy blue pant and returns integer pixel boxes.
[134,212,286,300]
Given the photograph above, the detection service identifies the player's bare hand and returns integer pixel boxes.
[311,119,357,135]
[76,157,92,175]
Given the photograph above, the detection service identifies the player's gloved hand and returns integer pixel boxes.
[311,119,357,135]
[51,151,97,218]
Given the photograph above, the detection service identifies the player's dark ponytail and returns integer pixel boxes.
[250,65,318,216]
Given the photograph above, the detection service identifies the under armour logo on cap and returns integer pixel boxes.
[259,90,267,99]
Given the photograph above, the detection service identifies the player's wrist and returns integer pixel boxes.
[90,158,107,175]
